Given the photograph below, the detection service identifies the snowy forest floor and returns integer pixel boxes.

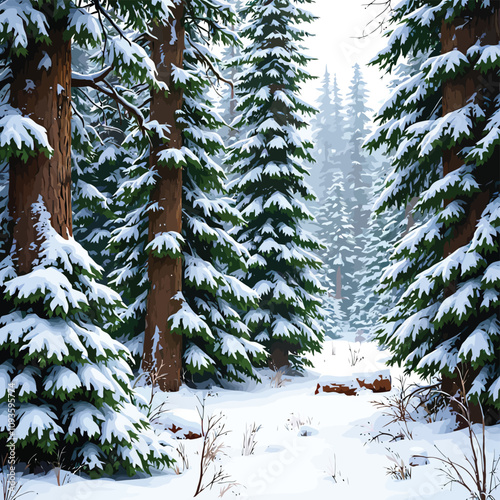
[14,339,500,500]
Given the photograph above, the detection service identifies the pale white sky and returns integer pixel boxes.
[302,0,391,116]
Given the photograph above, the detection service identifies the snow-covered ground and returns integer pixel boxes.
[10,340,500,500]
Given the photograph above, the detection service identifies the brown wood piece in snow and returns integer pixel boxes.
[143,3,185,392]
[315,374,392,396]
[168,423,182,434]
[167,424,201,439]
[440,7,500,423]
[183,431,202,440]
[356,375,392,393]
[8,22,72,274]
[315,382,358,396]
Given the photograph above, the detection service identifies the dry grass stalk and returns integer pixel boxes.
[385,449,412,481]
[242,423,262,456]
[285,413,313,432]
[347,344,364,367]
[270,367,291,388]
[1,456,32,500]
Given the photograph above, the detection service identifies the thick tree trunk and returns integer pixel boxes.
[8,21,72,274]
[270,342,290,371]
[335,266,342,300]
[143,1,185,392]
[441,8,500,424]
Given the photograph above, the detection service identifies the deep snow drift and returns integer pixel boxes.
[7,339,500,500]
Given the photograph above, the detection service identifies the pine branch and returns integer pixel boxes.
[72,72,146,130]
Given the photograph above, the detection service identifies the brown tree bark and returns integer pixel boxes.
[8,20,72,274]
[143,1,185,392]
[270,341,290,371]
[441,7,500,423]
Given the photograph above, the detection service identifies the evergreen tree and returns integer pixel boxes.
[316,169,356,323]
[311,69,350,334]
[349,161,405,335]
[345,63,372,233]
[0,0,172,474]
[110,0,266,384]
[228,0,324,371]
[312,68,335,197]
[72,47,127,277]
[367,0,500,418]
[218,0,244,150]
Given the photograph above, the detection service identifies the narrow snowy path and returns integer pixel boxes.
[25,341,492,499]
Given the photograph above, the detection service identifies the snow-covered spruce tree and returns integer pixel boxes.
[218,0,244,150]
[110,0,267,385]
[345,63,372,235]
[228,0,324,370]
[367,1,500,419]
[316,169,356,326]
[312,68,348,198]
[72,46,127,276]
[0,0,172,474]
[343,64,372,312]
[348,161,405,335]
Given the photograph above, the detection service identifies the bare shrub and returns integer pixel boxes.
[1,457,32,500]
[194,396,236,497]
[242,423,262,456]
[416,375,500,500]
[371,376,417,441]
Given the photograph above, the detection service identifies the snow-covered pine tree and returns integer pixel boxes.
[228,0,325,370]
[312,69,349,196]
[218,0,244,150]
[345,63,372,234]
[311,69,351,335]
[316,169,356,326]
[0,0,172,474]
[110,0,266,385]
[72,45,127,276]
[311,68,336,199]
[348,160,405,335]
[367,0,500,419]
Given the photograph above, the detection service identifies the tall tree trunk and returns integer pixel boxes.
[403,197,418,237]
[270,342,290,371]
[441,7,500,423]
[335,266,342,300]
[143,1,185,392]
[8,20,72,274]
